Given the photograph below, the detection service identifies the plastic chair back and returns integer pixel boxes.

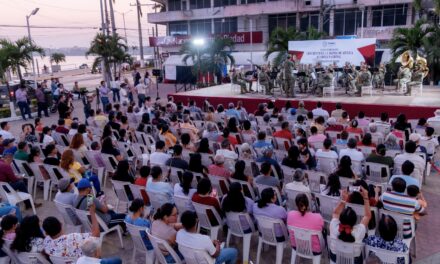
[146,229,183,264]
[178,243,215,264]
[365,245,409,264]
[288,226,324,259]
[256,216,288,246]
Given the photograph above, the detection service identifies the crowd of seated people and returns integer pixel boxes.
[0,95,438,263]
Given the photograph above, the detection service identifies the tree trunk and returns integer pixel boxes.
[318,0,324,33]
[16,65,23,81]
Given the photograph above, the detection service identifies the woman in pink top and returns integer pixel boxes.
[287,193,324,254]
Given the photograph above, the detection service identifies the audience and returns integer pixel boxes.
[146,166,174,204]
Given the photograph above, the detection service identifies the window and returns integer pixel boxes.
[214,0,235,7]
[214,17,238,34]
[372,4,408,27]
[268,14,296,36]
[190,0,210,9]
[334,9,366,36]
[168,0,182,11]
[240,0,265,4]
[190,19,212,35]
[169,21,188,36]
[300,12,329,34]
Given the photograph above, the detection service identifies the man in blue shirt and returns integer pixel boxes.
[256,147,282,179]
[389,160,420,188]
[225,103,241,121]
[252,131,273,150]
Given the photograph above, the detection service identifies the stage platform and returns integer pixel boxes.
[170,84,440,119]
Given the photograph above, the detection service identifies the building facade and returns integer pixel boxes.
[147,0,414,53]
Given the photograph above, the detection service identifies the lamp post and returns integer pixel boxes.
[193,38,205,86]
[116,10,133,45]
[26,7,39,89]
[359,5,365,38]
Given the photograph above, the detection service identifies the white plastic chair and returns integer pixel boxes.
[225,212,256,263]
[125,222,155,264]
[323,78,335,97]
[314,194,340,223]
[315,156,338,174]
[365,245,410,264]
[147,189,172,212]
[345,202,379,233]
[361,85,373,96]
[54,201,82,233]
[255,216,289,264]
[177,243,215,264]
[192,202,223,240]
[0,182,37,214]
[146,228,184,264]
[29,163,51,200]
[207,174,229,198]
[16,252,51,264]
[304,170,326,193]
[328,237,364,264]
[48,255,77,264]
[229,178,256,201]
[285,189,312,211]
[288,226,324,264]
[174,195,194,217]
[255,184,283,205]
[326,131,341,143]
[365,162,390,183]
[74,208,124,248]
[43,164,70,201]
[169,167,185,186]
[111,180,133,213]
[273,137,292,151]
[379,210,416,248]
[12,159,35,197]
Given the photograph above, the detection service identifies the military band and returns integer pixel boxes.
[229,52,427,98]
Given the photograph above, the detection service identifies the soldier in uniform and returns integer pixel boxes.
[316,67,333,97]
[356,64,372,96]
[372,63,386,90]
[282,55,295,97]
[347,65,358,93]
[395,51,413,93]
[406,56,428,96]
[231,68,248,94]
[258,66,273,95]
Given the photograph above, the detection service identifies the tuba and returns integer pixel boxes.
[396,50,414,69]
[416,55,429,78]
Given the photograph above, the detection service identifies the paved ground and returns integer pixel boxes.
[5,72,440,263]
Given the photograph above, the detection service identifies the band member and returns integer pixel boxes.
[406,56,428,96]
[372,63,386,90]
[231,68,248,94]
[347,65,358,93]
[282,55,295,97]
[356,64,372,96]
[258,66,273,95]
[316,67,333,97]
[395,51,413,92]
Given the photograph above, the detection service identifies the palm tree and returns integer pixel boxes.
[423,25,440,83]
[389,20,433,60]
[265,27,304,67]
[50,52,66,65]
[0,37,44,81]
[181,40,207,84]
[305,26,326,40]
[87,33,131,82]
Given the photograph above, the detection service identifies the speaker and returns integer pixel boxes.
[152,69,161,77]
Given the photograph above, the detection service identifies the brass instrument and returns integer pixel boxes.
[416,55,429,78]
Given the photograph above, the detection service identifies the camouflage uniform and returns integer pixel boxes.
[347,67,358,93]
[356,69,372,96]
[282,60,295,97]
[232,71,247,94]
[372,66,385,89]
[316,71,333,96]
[396,66,412,92]
[406,69,424,95]
[258,70,273,95]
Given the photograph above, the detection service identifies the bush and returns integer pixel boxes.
[0,108,11,118]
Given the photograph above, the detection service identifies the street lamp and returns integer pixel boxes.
[192,38,205,85]
[26,7,39,89]
[359,5,365,38]
[116,10,133,45]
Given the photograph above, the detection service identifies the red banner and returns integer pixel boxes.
[149,31,263,47]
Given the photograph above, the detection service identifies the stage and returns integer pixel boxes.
[170,84,440,119]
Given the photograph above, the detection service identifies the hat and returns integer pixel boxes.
[77,178,92,189]
[2,138,15,146]
[2,148,15,157]
[409,133,421,142]
[327,117,336,125]
[58,178,73,192]
[290,108,297,115]
[214,154,225,164]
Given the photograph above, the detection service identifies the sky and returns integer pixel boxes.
[0,0,166,48]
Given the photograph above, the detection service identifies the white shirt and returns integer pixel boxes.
[394,153,425,178]
[312,107,329,119]
[339,148,364,162]
[427,116,440,124]
[284,181,311,193]
[216,149,238,160]
[149,151,171,165]
[0,130,13,140]
[136,83,147,95]
[329,218,366,257]
[76,256,101,264]
[110,80,121,89]
[316,149,338,159]
[43,134,55,146]
[176,230,216,256]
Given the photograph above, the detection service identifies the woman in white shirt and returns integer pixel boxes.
[40,126,55,147]
[174,171,196,211]
[329,188,371,264]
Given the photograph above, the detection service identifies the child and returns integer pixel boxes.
[297,137,316,170]
[0,215,18,247]
[407,185,427,221]
[135,166,150,187]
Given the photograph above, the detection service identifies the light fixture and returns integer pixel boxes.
[192,38,205,46]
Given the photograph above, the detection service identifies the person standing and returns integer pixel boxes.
[98,81,110,112]
[35,83,49,118]
[111,77,121,103]
[57,95,70,119]
[133,68,142,86]
[15,84,32,120]
[135,81,147,108]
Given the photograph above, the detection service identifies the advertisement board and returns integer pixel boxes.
[288,38,376,66]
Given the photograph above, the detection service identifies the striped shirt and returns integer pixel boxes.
[380,191,421,215]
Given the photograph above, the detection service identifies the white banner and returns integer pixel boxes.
[288,38,377,66]
[165,65,177,80]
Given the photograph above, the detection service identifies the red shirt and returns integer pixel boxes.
[217,135,238,146]
[0,160,20,183]
[273,129,293,140]
[208,164,231,179]
[135,177,147,186]
[192,193,223,224]
[55,126,69,134]
[345,127,363,134]
[325,125,344,132]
